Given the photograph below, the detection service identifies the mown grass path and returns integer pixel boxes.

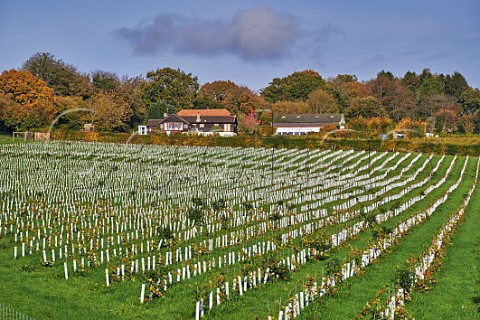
[408,173,480,319]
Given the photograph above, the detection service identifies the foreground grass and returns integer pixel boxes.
[0,148,477,320]
[293,157,477,319]
[408,173,480,319]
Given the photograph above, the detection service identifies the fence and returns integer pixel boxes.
[11,132,50,141]
[0,304,36,320]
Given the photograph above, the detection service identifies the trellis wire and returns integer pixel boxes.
[0,304,36,320]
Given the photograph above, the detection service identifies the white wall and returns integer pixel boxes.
[275,126,321,135]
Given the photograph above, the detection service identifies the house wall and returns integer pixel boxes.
[275,126,322,135]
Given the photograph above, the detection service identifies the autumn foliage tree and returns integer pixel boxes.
[0,69,57,130]
[434,107,459,133]
[347,117,394,137]
[88,91,132,132]
[238,108,261,135]
[396,118,426,137]
[198,80,264,115]
[345,96,386,119]
[306,88,339,114]
[270,100,310,114]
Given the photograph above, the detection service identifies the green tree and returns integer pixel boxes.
[142,68,199,114]
[91,70,120,92]
[401,71,419,93]
[54,95,89,130]
[417,69,445,97]
[443,71,469,99]
[22,52,92,98]
[0,69,57,130]
[261,70,327,102]
[459,88,480,115]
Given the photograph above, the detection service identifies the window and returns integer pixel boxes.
[166,122,183,130]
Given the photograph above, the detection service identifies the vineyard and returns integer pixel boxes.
[0,141,479,319]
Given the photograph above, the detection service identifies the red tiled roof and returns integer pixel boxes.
[181,116,236,123]
[177,109,232,117]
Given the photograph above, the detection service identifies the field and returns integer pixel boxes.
[0,140,479,319]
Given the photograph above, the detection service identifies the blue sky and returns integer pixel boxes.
[1,0,479,91]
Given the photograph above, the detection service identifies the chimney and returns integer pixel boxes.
[196,112,201,122]
[163,112,168,118]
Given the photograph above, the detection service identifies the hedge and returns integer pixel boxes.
[51,131,480,156]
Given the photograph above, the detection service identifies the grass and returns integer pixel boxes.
[294,157,477,319]
[204,155,463,319]
[0,141,478,320]
[408,171,480,319]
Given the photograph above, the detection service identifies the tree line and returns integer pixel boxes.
[1,52,479,135]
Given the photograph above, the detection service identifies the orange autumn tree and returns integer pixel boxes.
[198,80,264,115]
[0,69,57,131]
[348,117,394,137]
[396,118,426,138]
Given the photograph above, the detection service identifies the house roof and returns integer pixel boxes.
[146,118,163,127]
[157,114,190,125]
[177,109,233,117]
[273,113,344,124]
[182,116,236,124]
[147,112,236,127]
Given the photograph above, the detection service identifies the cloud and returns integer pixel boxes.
[114,6,301,62]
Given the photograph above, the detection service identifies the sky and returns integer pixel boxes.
[0,0,479,92]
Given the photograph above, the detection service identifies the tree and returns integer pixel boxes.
[434,107,459,133]
[142,68,199,114]
[22,52,92,98]
[88,91,132,132]
[368,71,415,121]
[345,96,386,119]
[118,76,147,128]
[91,70,121,92]
[368,71,396,105]
[386,83,416,122]
[306,88,339,114]
[459,88,480,115]
[270,100,310,114]
[54,95,89,130]
[415,94,458,120]
[198,80,264,115]
[261,70,327,102]
[0,69,57,130]
[396,118,426,137]
[238,109,261,135]
[328,74,363,111]
[347,117,394,137]
[458,114,475,134]
[417,69,445,97]
[401,71,419,93]
[443,71,469,99]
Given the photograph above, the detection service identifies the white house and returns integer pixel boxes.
[273,113,345,135]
